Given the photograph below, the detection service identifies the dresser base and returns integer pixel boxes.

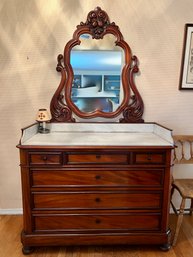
[21,230,171,253]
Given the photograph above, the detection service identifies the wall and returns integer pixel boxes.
[0,0,193,212]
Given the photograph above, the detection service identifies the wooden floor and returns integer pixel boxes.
[0,214,193,257]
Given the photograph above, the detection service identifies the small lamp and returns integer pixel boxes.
[36,108,50,133]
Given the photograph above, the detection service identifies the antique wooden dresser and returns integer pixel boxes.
[17,7,174,254]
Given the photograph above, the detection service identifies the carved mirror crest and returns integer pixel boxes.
[50,7,144,123]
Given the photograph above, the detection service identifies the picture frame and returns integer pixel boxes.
[179,24,193,90]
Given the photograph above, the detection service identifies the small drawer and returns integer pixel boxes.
[133,152,165,165]
[31,169,164,187]
[29,152,62,165]
[67,153,128,164]
[33,192,161,210]
[34,213,161,231]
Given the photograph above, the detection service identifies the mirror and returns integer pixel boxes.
[70,34,124,113]
[50,7,144,123]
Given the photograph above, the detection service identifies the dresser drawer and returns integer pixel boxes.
[34,213,161,231]
[29,152,62,165]
[133,152,165,165]
[67,153,128,164]
[33,192,161,210]
[32,169,164,187]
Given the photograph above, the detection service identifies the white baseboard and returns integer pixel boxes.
[0,209,23,215]
[0,208,174,215]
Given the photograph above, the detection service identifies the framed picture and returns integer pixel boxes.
[179,24,193,90]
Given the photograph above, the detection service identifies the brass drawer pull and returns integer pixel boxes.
[95,197,101,203]
[147,155,152,161]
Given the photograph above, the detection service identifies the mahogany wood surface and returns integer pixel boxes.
[31,169,164,187]
[1,214,193,257]
[18,146,173,253]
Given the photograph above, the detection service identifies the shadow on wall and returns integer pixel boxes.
[0,0,38,70]
[0,0,82,71]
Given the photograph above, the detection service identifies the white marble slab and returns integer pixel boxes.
[50,123,155,132]
[20,123,38,145]
[20,123,173,146]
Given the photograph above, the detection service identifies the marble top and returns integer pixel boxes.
[20,123,173,147]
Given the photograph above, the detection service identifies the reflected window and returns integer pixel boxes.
[70,50,123,112]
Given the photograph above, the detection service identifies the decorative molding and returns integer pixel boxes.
[120,56,144,123]
[56,54,64,72]
[78,6,115,39]
[50,54,75,122]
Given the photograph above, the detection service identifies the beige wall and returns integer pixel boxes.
[1,0,193,211]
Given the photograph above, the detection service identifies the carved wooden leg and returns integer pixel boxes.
[189,198,193,215]
[172,198,186,246]
[22,246,34,255]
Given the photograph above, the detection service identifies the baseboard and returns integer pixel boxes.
[0,208,174,215]
[0,209,23,215]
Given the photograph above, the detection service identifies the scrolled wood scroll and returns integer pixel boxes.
[120,56,144,123]
[50,55,75,122]
[79,6,115,39]
[50,6,144,122]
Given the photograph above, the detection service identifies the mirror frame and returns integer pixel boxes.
[50,7,144,123]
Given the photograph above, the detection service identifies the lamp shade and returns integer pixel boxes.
[36,109,50,122]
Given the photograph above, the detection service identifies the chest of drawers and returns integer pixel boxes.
[18,123,173,254]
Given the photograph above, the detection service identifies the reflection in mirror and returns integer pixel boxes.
[70,34,124,113]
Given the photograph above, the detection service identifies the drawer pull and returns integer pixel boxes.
[42,156,48,161]
[95,175,101,180]
[147,155,152,161]
[95,197,101,203]
[95,219,101,224]
[96,155,101,159]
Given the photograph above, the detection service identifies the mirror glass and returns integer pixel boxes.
[70,34,124,113]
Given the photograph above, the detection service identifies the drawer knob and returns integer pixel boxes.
[95,175,101,180]
[95,219,101,224]
[96,155,101,159]
[42,156,48,161]
[147,155,152,161]
[95,197,101,203]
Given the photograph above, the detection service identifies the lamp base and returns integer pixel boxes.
[38,127,50,134]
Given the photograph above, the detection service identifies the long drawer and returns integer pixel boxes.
[34,213,161,231]
[32,191,161,210]
[31,169,164,187]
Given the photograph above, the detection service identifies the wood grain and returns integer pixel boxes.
[0,214,193,257]
[18,146,173,250]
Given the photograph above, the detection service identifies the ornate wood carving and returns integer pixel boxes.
[79,6,113,39]
[50,6,144,122]
[50,55,75,122]
[120,56,144,123]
